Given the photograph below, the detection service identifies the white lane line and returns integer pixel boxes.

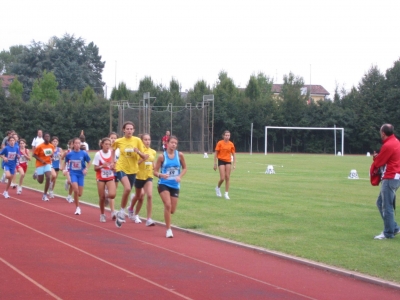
[0,256,62,300]
[3,196,316,300]
[0,213,192,300]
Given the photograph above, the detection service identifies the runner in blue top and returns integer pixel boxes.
[0,136,20,198]
[65,137,91,215]
[153,135,187,238]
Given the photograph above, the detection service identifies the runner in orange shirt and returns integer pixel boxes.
[32,133,55,201]
[213,130,236,200]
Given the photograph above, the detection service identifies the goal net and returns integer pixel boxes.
[264,126,344,155]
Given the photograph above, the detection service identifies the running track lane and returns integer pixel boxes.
[0,187,399,299]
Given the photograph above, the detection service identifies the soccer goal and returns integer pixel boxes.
[264,126,344,155]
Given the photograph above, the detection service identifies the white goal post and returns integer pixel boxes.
[264,126,344,155]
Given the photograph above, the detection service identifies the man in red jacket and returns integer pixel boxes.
[372,124,400,239]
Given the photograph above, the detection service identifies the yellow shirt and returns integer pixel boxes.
[136,147,156,180]
[113,136,144,174]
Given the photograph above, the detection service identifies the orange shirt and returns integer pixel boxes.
[215,140,235,162]
[34,142,55,167]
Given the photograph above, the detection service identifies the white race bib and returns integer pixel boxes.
[71,160,82,171]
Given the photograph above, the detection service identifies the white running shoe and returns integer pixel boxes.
[33,172,38,180]
[215,186,221,197]
[111,211,117,220]
[42,194,49,201]
[115,211,126,228]
[166,228,174,238]
[374,232,386,240]
[128,210,135,220]
[11,183,17,189]
[0,173,5,183]
[66,195,73,203]
[100,214,106,222]
[146,218,155,227]
[134,215,142,224]
[3,191,10,198]
[75,207,81,215]
[224,192,230,200]
[49,190,54,198]
[16,186,22,194]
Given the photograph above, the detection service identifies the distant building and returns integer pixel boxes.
[272,84,330,102]
[0,74,15,97]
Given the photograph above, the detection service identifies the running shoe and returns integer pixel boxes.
[11,183,17,189]
[166,228,174,238]
[111,211,117,220]
[374,232,386,240]
[134,215,142,224]
[66,195,73,203]
[100,214,106,223]
[64,179,69,191]
[115,211,126,228]
[224,192,230,200]
[49,190,54,198]
[16,186,22,195]
[215,186,221,197]
[128,209,135,220]
[75,207,81,215]
[42,194,49,201]
[33,172,38,180]
[0,173,5,183]
[3,191,10,199]
[146,218,155,227]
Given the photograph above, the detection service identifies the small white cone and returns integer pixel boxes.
[337,151,342,156]
[203,152,208,158]
[366,152,370,157]
[265,165,275,174]
[348,169,359,179]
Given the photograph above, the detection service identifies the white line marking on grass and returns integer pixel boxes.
[5,194,317,300]
[0,256,62,300]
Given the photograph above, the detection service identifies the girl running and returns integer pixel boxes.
[108,132,119,220]
[128,133,157,226]
[32,133,55,201]
[49,136,63,198]
[93,137,116,222]
[214,130,236,200]
[65,137,91,215]
[62,139,74,203]
[111,121,148,228]
[0,136,19,198]
[16,139,30,194]
[153,135,187,238]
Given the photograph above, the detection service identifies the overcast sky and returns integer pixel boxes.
[2,0,400,98]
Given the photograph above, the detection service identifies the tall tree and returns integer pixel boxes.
[8,76,23,99]
[30,70,59,104]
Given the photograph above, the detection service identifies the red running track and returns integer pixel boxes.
[0,186,399,299]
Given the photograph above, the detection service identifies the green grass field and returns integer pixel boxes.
[20,153,400,283]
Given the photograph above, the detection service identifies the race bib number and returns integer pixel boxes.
[44,148,53,156]
[71,160,82,171]
[125,147,134,157]
[8,152,16,160]
[145,161,152,170]
[165,167,179,179]
[101,169,114,178]
[53,153,60,161]
[20,154,27,163]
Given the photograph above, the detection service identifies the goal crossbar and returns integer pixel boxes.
[264,126,344,155]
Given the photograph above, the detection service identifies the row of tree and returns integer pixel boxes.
[1,34,399,153]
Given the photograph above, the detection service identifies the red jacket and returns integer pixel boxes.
[372,135,400,180]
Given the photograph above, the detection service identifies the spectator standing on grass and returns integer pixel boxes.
[372,124,400,239]
[80,130,89,151]
[154,135,187,238]
[214,130,236,200]
[31,130,44,152]
[162,130,170,151]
